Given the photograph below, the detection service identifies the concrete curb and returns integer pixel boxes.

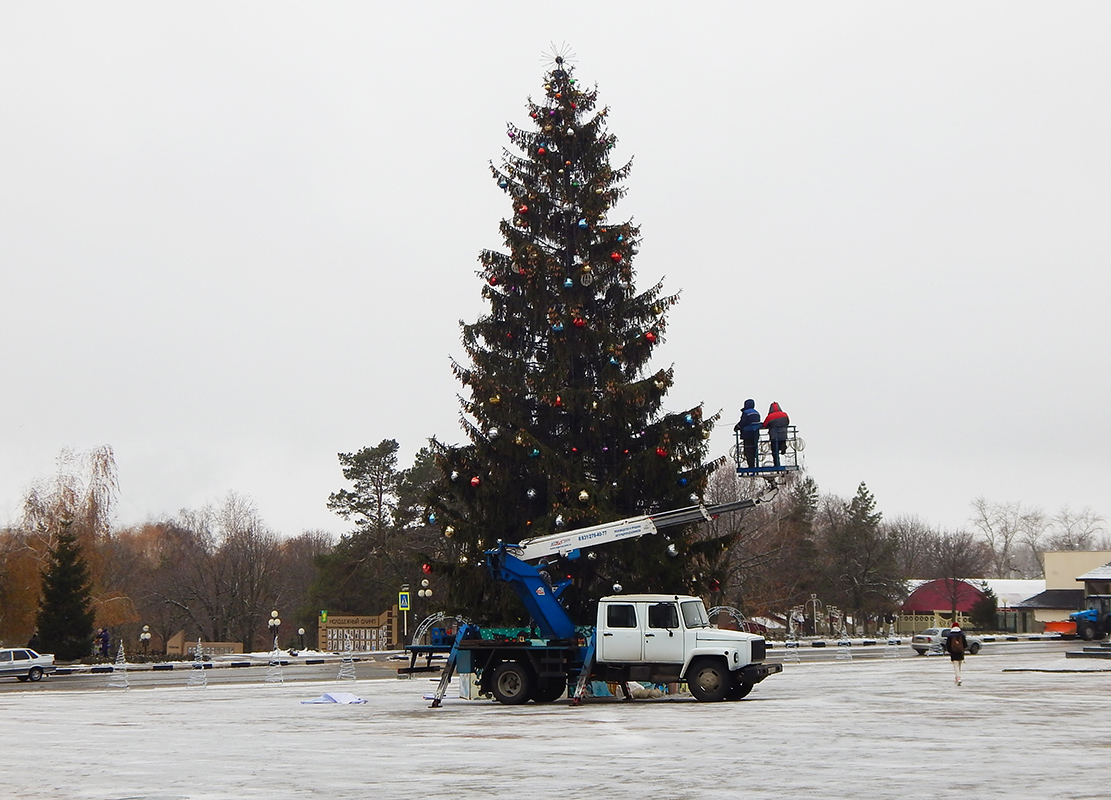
[52,653,375,674]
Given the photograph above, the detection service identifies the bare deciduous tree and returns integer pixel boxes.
[1045,506,1107,551]
[969,497,1046,578]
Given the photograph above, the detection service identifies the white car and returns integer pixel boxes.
[0,648,56,682]
[910,628,981,656]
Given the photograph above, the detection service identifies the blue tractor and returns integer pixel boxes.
[1070,595,1111,641]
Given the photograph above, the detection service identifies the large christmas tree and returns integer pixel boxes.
[431,54,719,624]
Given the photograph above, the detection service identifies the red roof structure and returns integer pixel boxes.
[902,579,985,613]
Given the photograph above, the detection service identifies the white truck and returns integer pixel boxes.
[405,498,783,705]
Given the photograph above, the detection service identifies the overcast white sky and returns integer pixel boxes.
[2,3,1108,539]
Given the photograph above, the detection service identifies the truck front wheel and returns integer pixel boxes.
[726,679,753,701]
[1079,621,1097,641]
[491,662,533,705]
[687,657,730,702]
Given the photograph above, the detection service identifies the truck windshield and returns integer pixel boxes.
[681,601,710,628]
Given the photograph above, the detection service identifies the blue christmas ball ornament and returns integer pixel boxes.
[428,512,437,524]
[679,477,688,487]
[618,234,624,242]
[563,277,574,289]
[552,322,564,332]
[609,356,619,365]
[684,413,694,425]
[578,219,588,229]
[529,448,541,458]
[498,179,508,189]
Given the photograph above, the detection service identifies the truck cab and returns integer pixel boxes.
[595,594,778,701]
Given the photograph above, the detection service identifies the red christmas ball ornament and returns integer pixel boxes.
[422,563,432,575]
[470,476,481,487]
[610,252,622,263]
[573,317,586,328]
[656,447,668,458]
[645,331,657,343]
[554,395,563,407]
[488,276,498,286]
[518,204,528,214]
[538,147,547,155]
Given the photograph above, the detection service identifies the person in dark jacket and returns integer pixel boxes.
[733,399,762,469]
[763,402,790,468]
[944,623,968,685]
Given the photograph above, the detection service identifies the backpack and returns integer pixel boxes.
[949,633,964,655]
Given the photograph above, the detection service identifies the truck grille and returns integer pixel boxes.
[752,639,766,661]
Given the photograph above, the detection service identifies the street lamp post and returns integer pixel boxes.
[297,627,306,651]
[268,610,281,650]
[139,625,151,657]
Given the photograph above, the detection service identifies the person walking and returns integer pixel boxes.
[944,623,968,685]
[733,399,763,469]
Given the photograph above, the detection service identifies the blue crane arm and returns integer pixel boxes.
[485,543,577,641]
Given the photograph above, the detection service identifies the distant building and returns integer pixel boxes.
[900,578,1044,633]
[1014,551,1111,633]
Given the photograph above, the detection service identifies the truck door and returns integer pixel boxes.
[599,603,643,662]
[643,602,685,663]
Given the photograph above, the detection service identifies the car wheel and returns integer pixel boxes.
[28,666,44,682]
[490,662,533,705]
[968,641,981,655]
[687,657,730,702]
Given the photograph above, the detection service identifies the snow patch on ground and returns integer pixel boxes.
[2,649,1107,799]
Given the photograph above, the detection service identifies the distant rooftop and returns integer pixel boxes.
[1076,561,1111,581]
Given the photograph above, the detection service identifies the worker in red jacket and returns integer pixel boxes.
[763,402,790,468]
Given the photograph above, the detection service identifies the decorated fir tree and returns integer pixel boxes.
[430,53,720,624]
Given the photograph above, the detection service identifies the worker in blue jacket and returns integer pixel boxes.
[734,399,762,469]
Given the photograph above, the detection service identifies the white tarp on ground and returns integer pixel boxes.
[300,691,366,704]
[1,649,1107,799]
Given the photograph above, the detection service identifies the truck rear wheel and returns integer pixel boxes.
[687,657,729,702]
[491,662,533,705]
[531,679,567,703]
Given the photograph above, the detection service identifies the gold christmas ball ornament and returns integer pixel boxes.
[444,525,455,537]
[578,490,589,502]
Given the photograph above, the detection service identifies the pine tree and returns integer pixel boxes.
[431,54,718,623]
[822,482,901,633]
[35,523,96,661]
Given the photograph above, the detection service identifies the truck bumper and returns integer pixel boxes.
[738,662,783,683]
